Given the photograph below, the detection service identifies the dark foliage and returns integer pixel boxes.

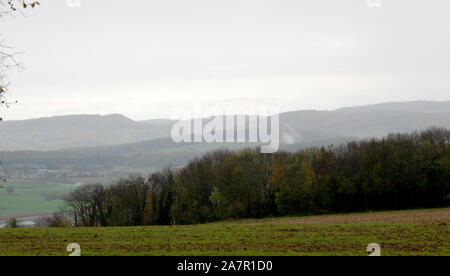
[65,127,450,226]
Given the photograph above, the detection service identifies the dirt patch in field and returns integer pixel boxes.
[254,209,450,225]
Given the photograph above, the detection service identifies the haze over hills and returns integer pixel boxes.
[0,100,448,152]
[0,100,448,181]
[335,101,450,113]
[0,114,174,151]
[279,102,450,143]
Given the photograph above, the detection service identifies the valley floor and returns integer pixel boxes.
[0,208,449,256]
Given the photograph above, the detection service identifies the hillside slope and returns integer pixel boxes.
[0,114,174,151]
[0,101,448,151]
[0,208,448,256]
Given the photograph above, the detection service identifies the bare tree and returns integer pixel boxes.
[0,35,22,116]
[0,0,40,16]
[0,0,40,119]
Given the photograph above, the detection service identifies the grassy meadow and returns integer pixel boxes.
[0,180,74,217]
[0,208,448,256]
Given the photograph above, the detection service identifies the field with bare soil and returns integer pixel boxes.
[251,208,450,225]
[0,208,448,256]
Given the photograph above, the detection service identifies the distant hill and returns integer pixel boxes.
[280,110,450,143]
[0,114,174,151]
[0,100,449,151]
[0,137,357,169]
[335,100,450,113]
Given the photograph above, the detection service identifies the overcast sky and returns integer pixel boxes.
[1,0,449,120]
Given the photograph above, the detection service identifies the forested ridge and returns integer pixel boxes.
[65,127,450,227]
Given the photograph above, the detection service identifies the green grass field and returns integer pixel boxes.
[0,208,448,256]
[0,180,74,217]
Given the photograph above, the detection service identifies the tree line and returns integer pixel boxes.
[64,127,450,227]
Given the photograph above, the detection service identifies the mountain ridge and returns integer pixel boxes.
[0,100,449,151]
